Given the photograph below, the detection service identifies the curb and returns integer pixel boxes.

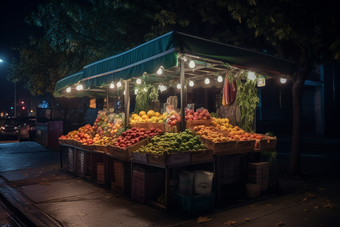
[0,177,62,227]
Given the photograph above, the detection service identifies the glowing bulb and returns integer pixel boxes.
[110,83,114,89]
[247,71,256,81]
[124,90,125,95]
[189,60,195,68]
[66,87,71,92]
[76,84,83,90]
[280,78,287,84]
[157,67,163,75]
[135,88,138,94]
[177,84,181,89]
[189,81,194,87]
[205,78,210,84]
[159,85,167,91]
[217,76,223,82]
[136,78,141,84]
[117,81,122,87]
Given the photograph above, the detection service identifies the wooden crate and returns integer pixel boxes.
[111,160,124,193]
[109,139,148,161]
[258,136,277,149]
[186,119,212,129]
[135,123,149,130]
[76,150,91,178]
[191,149,214,162]
[147,123,165,132]
[235,140,256,151]
[200,137,238,154]
[94,145,107,153]
[132,152,148,163]
[147,152,191,166]
[67,147,74,173]
[58,138,65,145]
[97,163,105,184]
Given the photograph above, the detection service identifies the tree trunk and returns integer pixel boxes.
[289,62,311,175]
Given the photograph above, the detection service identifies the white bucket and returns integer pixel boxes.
[193,170,214,195]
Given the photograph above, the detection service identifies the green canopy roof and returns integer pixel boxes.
[54,31,295,97]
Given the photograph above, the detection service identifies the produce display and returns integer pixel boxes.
[211,117,245,136]
[130,110,165,124]
[185,108,211,121]
[113,127,163,149]
[134,129,207,155]
[193,125,232,142]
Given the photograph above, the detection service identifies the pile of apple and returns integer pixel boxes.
[185,108,211,121]
[113,127,163,149]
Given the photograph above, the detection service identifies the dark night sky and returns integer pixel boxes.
[0,0,48,114]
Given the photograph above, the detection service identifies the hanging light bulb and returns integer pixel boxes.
[247,71,256,81]
[280,78,287,84]
[177,84,181,89]
[134,88,138,94]
[205,78,210,84]
[117,81,122,87]
[189,81,194,87]
[136,78,141,84]
[76,84,83,91]
[123,90,125,95]
[110,82,115,89]
[189,60,195,68]
[159,85,167,92]
[217,75,223,82]
[66,87,71,93]
[157,66,163,75]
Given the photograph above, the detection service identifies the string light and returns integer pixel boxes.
[189,81,194,87]
[135,88,138,94]
[66,87,71,92]
[205,78,210,84]
[157,67,163,75]
[177,84,181,89]
[217,76,223,82]
[117,81,122,87]
[159,85,167,91]
[280,78,287,84]
[136,78,141,84]
[247,71,256,81]
[110,82,115,89]
[76,84,83,91]
[189,60,195,68]
[124,90,125,95]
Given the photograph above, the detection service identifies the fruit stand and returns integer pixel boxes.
[55,31,292,212]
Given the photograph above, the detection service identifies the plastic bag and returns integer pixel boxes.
[166,107,181,127]
[179,171,195,196]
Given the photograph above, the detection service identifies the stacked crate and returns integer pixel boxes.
[111,160,124,193]
[218,154,241,184]
[248,162,270,191]
[67,148,74,173]
[97,163,105,184]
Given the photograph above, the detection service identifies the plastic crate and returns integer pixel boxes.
[174,192,215,213]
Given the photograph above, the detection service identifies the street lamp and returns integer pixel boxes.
[0,59,16,117]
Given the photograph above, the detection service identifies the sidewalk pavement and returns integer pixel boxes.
[0,142,339,227]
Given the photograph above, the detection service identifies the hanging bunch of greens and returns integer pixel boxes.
[235,72,260,132]
[149,85,159,101]
[134,84,151,113]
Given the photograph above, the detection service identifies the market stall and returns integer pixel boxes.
[56,31,293,212]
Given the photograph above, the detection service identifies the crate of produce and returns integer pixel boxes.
[258,136,277,149]
[174,192,215,213]
[147,152,191,166]
[110,139,148,161]
[132,152,148,163]
[191,149,213,162]
[147,123,165,132]
[94,145,107,153]
[135,122,149,130]
[58,138,66,145]
[81,144,95,151]
[235,139,256,151]
[186,119,212,130]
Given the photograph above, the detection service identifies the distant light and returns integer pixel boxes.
[177,84,181,89]
[217,76,223,82]
[189,60,195,68]
[136,78,141,84]
[157,67,163,75]
[22,107,25,110]
[117,81,122,87]
[66,87,71,92]
[247,71,256,81]
[110,83,115,89]
[11,107,13,110]
[30,110,33,113]
[0,59,3,62]
[205,78,210,84]
[280,78,287,84]
[135,88,138,94]
[21,101,24,104]
[189,81,194,87]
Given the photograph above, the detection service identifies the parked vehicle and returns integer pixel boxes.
[0,119,20,141]
[19,118,36,141]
